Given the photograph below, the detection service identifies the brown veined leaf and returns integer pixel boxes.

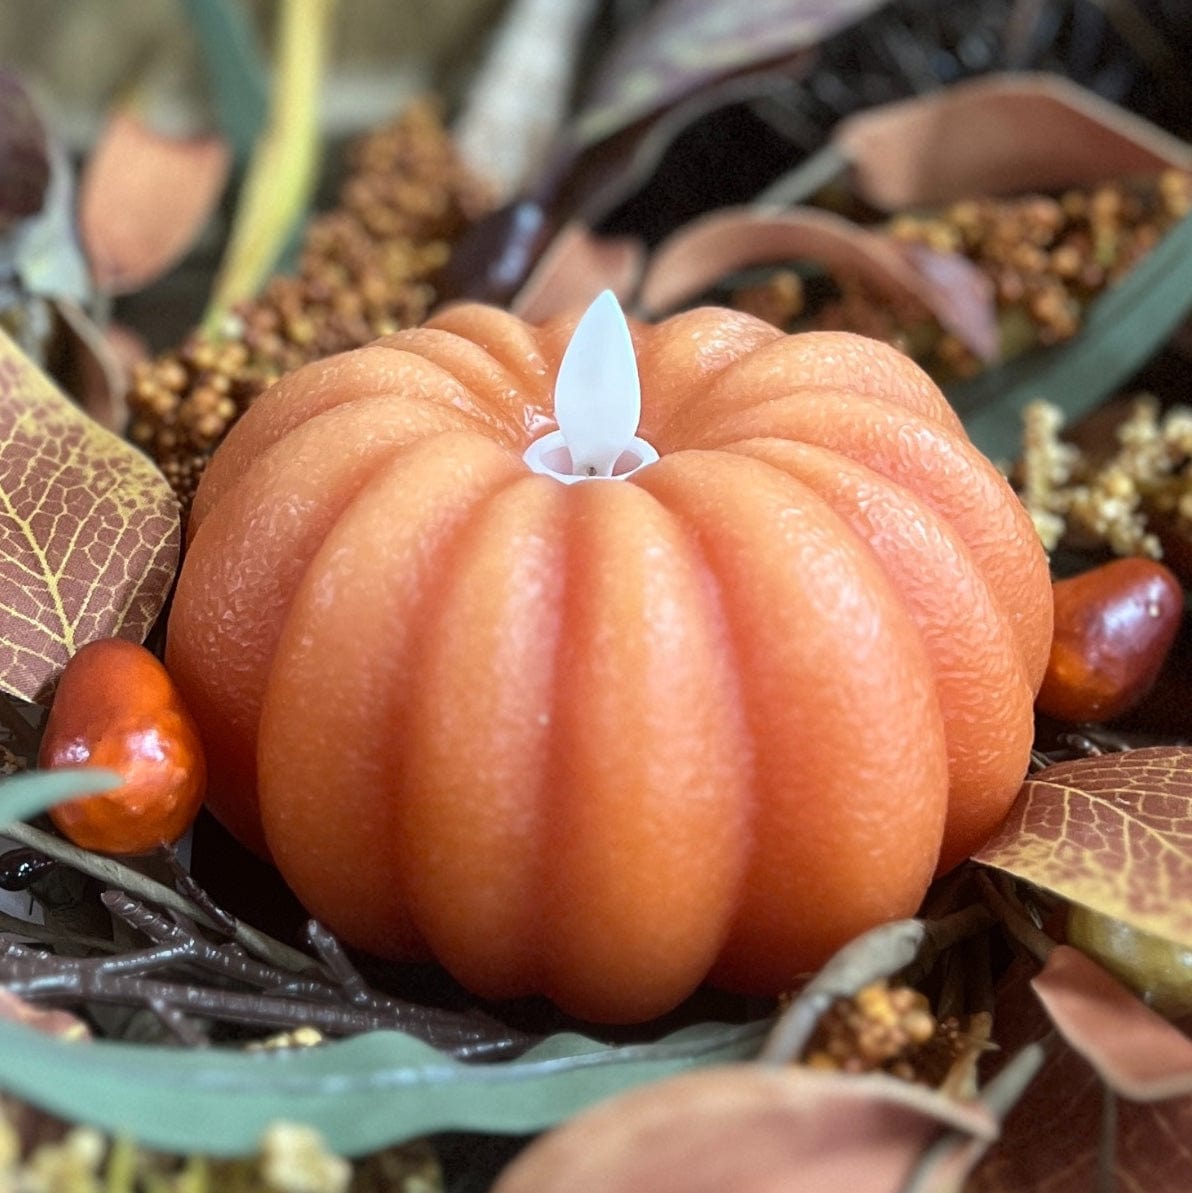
[79,108,230,295]
[0,328,179,704]
[491,1064,997,1193]
[970,957,1192,1193]
[974,747,1192,949]
[1032,945,1192,1102]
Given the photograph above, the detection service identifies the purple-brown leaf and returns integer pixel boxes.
[492,1064,996,1193]
[970,959,1192,1192]
[0,328,179,704]
[0,72,49,229]
[577,0,890,147]
[974,747,1192,948]
[512,222,644,322]
[1032,945,1192,1102]
[79,109,230,295]
[632,205,998,360]
[835,73,1192,212]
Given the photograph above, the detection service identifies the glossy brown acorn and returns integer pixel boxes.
[1036,558,1184,723]
[38,639,206,854]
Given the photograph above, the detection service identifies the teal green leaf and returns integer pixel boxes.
[0,1016,768,1157]
[180,0,269,164]
[952,206,1192,462]
[9,134,89,304]
[0,768,121,826]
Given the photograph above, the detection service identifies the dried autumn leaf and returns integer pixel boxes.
[0,328,179,704]
[632,206,997,360]
[1032,945,1192,1102]
[50,299,134,433]
[0,989,89,1041]
[970,959,1192,1193]
[974,747,1192,949]
[835,72,1192,212]
[511,223,644,322]
[575,0,890,147]
[491,1064,996,1193]
[79,108,230,296]
[0,72,49,230]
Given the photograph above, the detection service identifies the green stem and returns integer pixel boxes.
[202,0,336,331]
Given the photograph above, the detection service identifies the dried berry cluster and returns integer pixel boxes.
[889,170,1192,362]
[1018,395,1192,557]
[127,101,490,508]
[732,169,1192,374]
[801,980,972,1085]
[0,1110,441,1193]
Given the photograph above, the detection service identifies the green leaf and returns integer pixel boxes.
[6,122,89,304]
[0,768,122,826]
[180,0,269,164]
[202,0,335,330]
[951,206,1192,462]
[0,1016,768,1157]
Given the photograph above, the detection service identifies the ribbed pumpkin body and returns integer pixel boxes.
[166,305,1051,1022]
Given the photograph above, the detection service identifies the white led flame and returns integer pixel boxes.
[522,290,659,485]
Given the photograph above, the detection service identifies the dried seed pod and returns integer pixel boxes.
[1035,558,1183,723]
[38,640,206,854]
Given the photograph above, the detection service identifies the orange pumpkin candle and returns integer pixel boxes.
[167,294,1052,1022]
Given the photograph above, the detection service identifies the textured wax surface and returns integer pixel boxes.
[168,307,1052,1022]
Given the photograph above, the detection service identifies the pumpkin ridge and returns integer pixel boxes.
[679,389,1052,691]
[534,478,753,1021]
[189,348,515,537]
[626,308,785,446]
[373,327,552,444]
[721,436,1036,870]
[425,303,558,396]
[168,405,498,854]
[655,327,963,449]
[394,473,564,1000]
[635,451,948,993]
[256,432,525,960]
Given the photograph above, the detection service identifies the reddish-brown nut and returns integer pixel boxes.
[1036,558,1184,723]
[38,639,206,854]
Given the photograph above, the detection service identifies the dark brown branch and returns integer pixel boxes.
[1,940,524,1054]
[976,871,1056,964]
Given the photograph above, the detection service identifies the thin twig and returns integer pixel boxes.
[104,891,358,1004]
[306,920,379,1008]
[156,845,239,937]
[0,698,38,757]
[146,997,209,1048]
[1,821,315,974]
[904,903,998,985]
[0,940,524,1055]
[1098,1084,1118,1193]
[976,871,1056,964]
[100,894,537,1056]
